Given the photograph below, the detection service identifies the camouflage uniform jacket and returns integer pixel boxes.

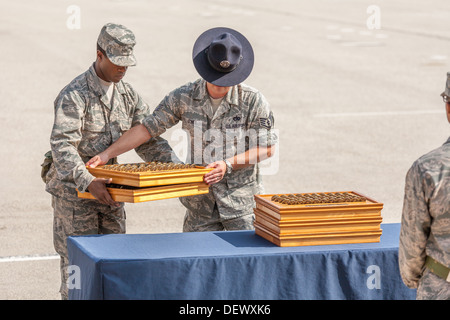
[399,137,450,288]
[46,64,177,200]
[142,78,278,219]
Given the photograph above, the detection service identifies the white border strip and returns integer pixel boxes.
[314,110,444,118]
[0,254,59,263]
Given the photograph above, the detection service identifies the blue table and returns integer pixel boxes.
[67,223,416,300]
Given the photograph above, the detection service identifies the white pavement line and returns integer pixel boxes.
[0,253,59,263]
[314,110,444,118]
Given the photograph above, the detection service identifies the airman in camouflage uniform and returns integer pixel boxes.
[399,73,450,300]
[44,23,178,299]
[144,78,277,231]
[87,27,278,232]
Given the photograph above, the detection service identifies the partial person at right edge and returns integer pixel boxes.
[399,72,450,300]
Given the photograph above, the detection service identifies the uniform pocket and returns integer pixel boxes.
[226,177,257,210]
[83,121,106,133]
[82,121,107,143]
[119,118,132,132]
[180,193,208,211]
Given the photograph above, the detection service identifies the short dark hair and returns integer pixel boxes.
[96,43,106,56]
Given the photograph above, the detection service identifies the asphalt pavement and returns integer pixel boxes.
[0,0,449,299]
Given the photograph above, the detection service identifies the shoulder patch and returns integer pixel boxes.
[259,111,274,129]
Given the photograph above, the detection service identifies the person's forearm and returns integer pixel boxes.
[86,124,153,168]
[104,124,152,159]
[228,145,274,170]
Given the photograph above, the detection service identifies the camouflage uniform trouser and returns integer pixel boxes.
[416,269,450,300]
[182,201,255,232]
[52,195,125,300]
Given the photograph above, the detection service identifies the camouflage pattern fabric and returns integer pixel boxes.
[46,63,178,299]
[97,23,137,67]
[142,78,278,231]
[399,137,450,299]
[52,196,126,300]
[444,72,450,97]
[181,195,255,232]
[416,269,450,299]
[46,64,179,200]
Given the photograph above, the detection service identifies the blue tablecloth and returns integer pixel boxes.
[67,223,416,300]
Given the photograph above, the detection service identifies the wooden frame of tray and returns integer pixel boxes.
[77,182,209,203]
[254,191,383,221]
[254,208,382,235]
[254,222,382,247]
[86,165,213,187]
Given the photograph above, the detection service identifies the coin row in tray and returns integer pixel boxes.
[271,192,366,205]
[101,162,197,173]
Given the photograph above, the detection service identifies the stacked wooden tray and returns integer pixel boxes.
[254,191,383,247]
[77,162,212,203]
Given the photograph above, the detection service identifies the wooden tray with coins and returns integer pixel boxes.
[254,208,383,235]
[86,162,213,187]
[254,191,383,221]
[253,191,384,247]
[77,182,210,203]
[254,222,383,247]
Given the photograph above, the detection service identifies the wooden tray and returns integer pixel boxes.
[254,191,383,221]
[254,222,382,247]
[77,182,209,203]
[254,208,382,235]
[87,165,213,187]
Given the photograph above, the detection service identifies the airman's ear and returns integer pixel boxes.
[96,50,103,61]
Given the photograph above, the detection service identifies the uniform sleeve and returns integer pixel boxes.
[398,161,431,288]
[127,87,181,163]
[50,91,95,193]
[247,91,278,148]
[141,90,182,138]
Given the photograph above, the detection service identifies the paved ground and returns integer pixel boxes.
[0,0,449,299]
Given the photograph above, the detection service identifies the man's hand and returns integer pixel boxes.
[87,178,120,207]
[86,151,110,168]
[204,161,227,185]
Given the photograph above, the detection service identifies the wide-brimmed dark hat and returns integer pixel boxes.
[192,27,254,87]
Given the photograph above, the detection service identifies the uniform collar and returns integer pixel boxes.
[87,63,127,96]
[87,63,127,109]
[192,78,239,106]
[87,64,105,97]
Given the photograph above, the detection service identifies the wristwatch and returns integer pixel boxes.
[224,159,233,175]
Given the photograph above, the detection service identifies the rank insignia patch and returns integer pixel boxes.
[259,112,274,129]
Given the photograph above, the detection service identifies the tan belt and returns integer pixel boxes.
[425,256,450,282]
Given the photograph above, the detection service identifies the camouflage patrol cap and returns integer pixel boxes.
[444,72,450,97]
[97,23,137,67]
